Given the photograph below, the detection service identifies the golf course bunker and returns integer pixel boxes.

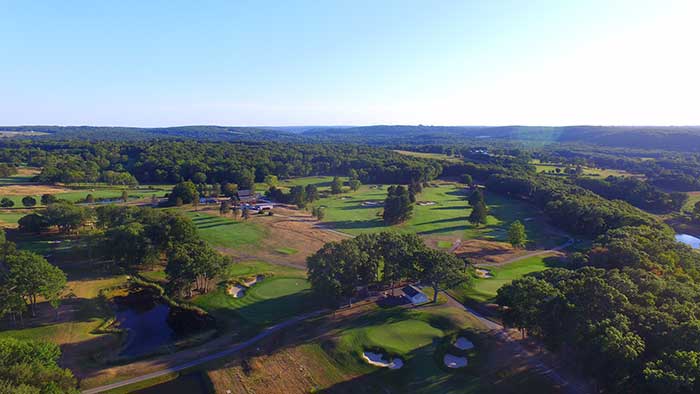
[362,351,404,369]
[417,201,437,206]
[227,285,245,298]
[475,268,493,278]
[244,275,265,287]
[454,337,474,350]
[361,201,382,207]
[443,353,468,368]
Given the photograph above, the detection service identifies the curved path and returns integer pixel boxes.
[474,237,574,267]
[81,309,327,394]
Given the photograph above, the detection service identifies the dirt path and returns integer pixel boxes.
[80,309,329,394]
[440,291,589,394]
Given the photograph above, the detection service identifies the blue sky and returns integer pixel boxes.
[1,0,698,126]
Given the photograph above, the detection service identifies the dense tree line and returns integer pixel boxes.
[498,267,700,393]
[575,176,687,213]
[307,232,468,305]
[0,139,442,186]
[485,172,657,237]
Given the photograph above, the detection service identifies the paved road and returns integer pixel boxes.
[81,309,328,394]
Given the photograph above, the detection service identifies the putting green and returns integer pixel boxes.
[253,278,309,299]
[365,320,443,354]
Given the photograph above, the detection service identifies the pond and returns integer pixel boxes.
[676,233,700,249]
[114,287,216,358]
[114,293,176,358]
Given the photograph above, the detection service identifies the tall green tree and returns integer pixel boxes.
[305,184,319,202]
[507,220,527,248]
[6,251,66,316]
[330,176,343,194]
[383,185,413,224]
[468,201,488,225]
[166,240,227,297]
[21,196,36,207]
[415,248,467,303]
[0,338,79,393]
[169,181,199,204]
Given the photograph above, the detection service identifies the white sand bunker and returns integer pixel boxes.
[417,201,437,206]
[454,337,474,350]
[475,268,493,278]
[340,196,352,200]
[362,201,382,207]
[362,351,404,369]
[443,354,468,368]
[243,275,264,287]
[227,285,245,298]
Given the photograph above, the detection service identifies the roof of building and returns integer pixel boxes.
[238,189,253,197]
[402,285,423,298]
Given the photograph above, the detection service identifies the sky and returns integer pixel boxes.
[1,0,699,127]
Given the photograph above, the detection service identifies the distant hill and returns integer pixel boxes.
[0,125,301,142]
[2,124,700,151]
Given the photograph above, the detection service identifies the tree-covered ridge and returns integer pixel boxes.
[0,140,443,185]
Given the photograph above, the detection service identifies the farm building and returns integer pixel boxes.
[236,189,260,203]
[402,285,428,304]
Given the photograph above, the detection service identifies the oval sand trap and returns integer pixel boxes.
[362,351,403,369]
[475,268,493,278]
[227,285,245,298]
[454,337,474,350]
[443,353,468,368]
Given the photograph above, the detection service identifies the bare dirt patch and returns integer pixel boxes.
[452,239,531,264]
[0,184,69,196]
[219,208,348,267]
[17,167,41,176]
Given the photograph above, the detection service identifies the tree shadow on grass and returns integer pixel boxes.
[323,220,386,231]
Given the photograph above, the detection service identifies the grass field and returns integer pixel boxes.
[684,191,700,213]
[0,184,170,207]
[254,176,340,193]
[185,211,267,249]
[449,254,563,303]
[0,211,28,226]
[393,150,463,163]
[314,183,557,246]
[193,261,314,330]
[531,159,642,178]
[274,246,298,255]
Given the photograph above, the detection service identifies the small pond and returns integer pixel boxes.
[114,288,214,358]
[676,233,700,249]
[114,292,176,358]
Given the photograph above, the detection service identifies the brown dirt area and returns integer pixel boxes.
[0,184,69,196]
[453,239,536,264]
[216,206,349,267]
[16,167,41,176]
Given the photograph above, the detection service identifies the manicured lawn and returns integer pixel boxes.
[0,211,27,226]
[449,254,563,303]
[255,176,341,193]
[185,211,267,249]
[193,261,313,329]
[0,185,170,207]
[314,183,558,246]
[0,174,36,185]
[531,159,642,179]
[274,247,298,255]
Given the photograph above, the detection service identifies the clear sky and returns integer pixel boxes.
[1,0,699,127]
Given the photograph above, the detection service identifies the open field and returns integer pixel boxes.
[255,176,340,193]
[315,183,565,248]
[449,253,564,303]
[393,150,463,163]
[187,205,347,267]
[0,210,29,227]
[0,183,171,207]
[531,159,643,179]
[185,210,268,249]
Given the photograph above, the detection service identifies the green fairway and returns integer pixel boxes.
[436,240,453,249]
[531,159,641,179]
[0,174,36,185]
[193,261,314,329]
[314,183,559,246]
[255,176,341,193]
[185,211,267,249]
[274,247,298,255]
[0,211,27,225]
[449,254,563,303]
[684,191,700,213]
[0,185,170,207]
